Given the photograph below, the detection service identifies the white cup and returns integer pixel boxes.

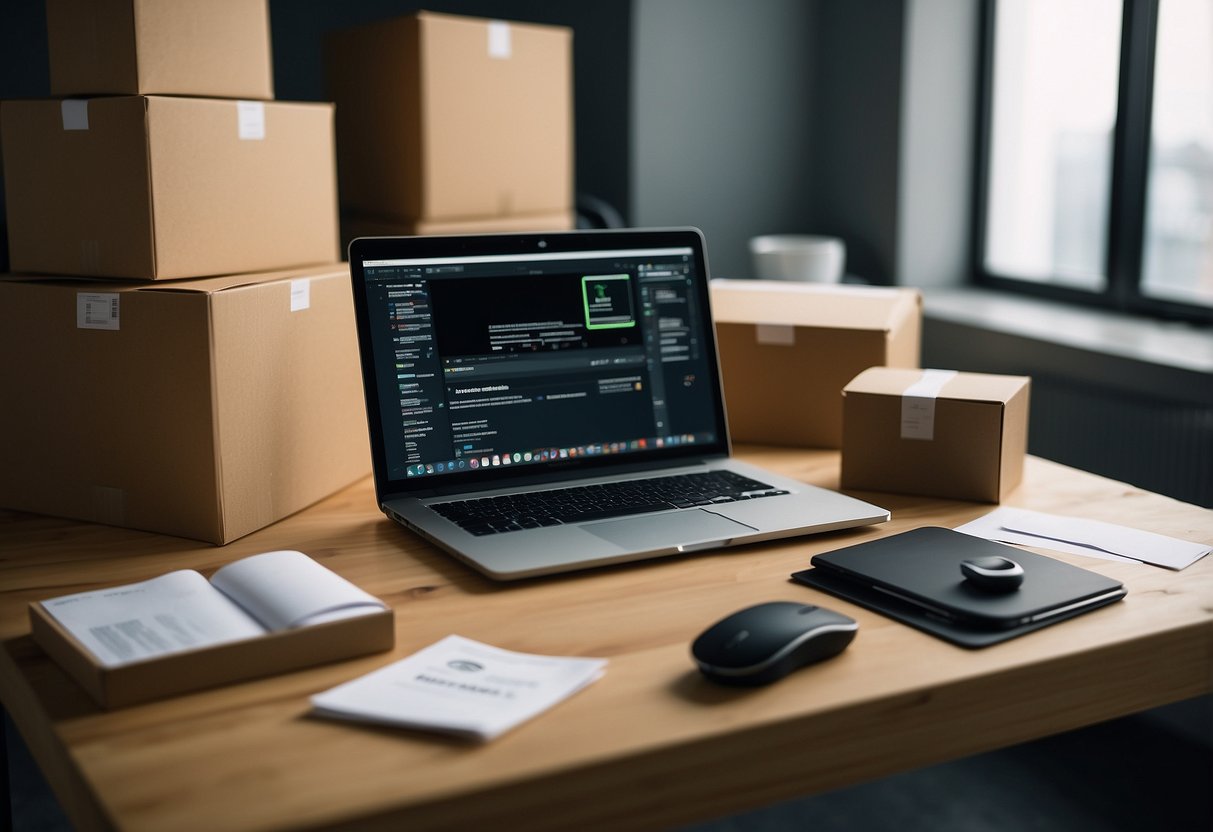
[749,234,846,283]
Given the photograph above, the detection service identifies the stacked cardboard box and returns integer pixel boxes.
[709,279,922,448]
[0,0,368,543]
[4,0,339,279]
[326,11,575,240]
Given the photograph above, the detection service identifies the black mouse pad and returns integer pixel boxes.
[791,527,1126,649]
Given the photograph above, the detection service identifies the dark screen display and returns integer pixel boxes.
[353,236,724,486]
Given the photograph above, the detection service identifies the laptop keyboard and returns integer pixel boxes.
[430,470,789,536]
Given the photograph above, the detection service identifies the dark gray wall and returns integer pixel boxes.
[0,0,51,272]
[631,0,818,278]
[808,0,906,284]
[629,0,973,285]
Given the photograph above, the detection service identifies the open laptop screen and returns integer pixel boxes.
[348,229,730,495]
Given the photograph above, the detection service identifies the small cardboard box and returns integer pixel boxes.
[1,96,338,280]
[326,11,573,222]
[46,0,274,98]
[30,602,394,709]
[841,367,1031,502]
[710,279,922,448]
[0,265,371,544]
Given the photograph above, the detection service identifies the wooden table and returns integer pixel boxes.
[2,448,1211,832]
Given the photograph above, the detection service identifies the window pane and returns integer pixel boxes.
[1141,0,1213,307]
[984,0,1122,290]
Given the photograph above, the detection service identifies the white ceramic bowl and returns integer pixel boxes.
[749,234,845,283]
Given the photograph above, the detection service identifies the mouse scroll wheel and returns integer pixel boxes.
[797,605,819,614]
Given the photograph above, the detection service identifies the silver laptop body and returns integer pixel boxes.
[347,228,888,580]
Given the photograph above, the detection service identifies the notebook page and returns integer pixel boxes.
[209,550,387,631]
[41,570,266,668]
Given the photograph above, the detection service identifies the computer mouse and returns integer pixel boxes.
[691,601,858,686]
[960,555,1024,592]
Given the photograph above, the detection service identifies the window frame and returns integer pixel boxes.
[972,0,1213,324]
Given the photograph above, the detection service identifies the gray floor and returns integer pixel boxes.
[7,698,1211,831]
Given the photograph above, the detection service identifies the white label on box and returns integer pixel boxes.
[290,279,311,312]
[488,21,512,58]
[77,293,120,330]
[237,101,266,140]
[755,323,795,345]
[900,369,956,440]
[61,99,89,130]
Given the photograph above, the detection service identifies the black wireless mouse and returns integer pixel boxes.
[691,601,858,686]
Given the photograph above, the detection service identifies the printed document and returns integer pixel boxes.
[311,635,607,741]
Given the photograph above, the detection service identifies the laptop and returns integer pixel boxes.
[347,227,889,579]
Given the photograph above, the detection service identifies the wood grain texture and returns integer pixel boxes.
[2,449,1211,832]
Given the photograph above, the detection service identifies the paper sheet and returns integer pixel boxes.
[311,635,606,741]
[955,507,1211,570]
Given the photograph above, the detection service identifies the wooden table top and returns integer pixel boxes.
[2,447,1211,832]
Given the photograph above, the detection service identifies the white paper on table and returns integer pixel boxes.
[311,635,607,741]
[955,507,1211,570]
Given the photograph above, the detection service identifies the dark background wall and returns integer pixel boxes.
[631,0,819,278]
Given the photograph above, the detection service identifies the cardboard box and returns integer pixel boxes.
[340,210,576,250]
[46,0,274,98]
[1,96,338,280]
[0,264,371,543]
[841,367,1031,502]
[710,279,922,448]
[326,11,573,222]
[30,602,393,709]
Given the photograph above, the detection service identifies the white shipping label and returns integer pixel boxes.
[899,369,957,440]
[77,293,120,330]
[237,101,266,140]
[61,99,89,130]
[755,324,795,346]
[290,279,311,312]
[900,397,938,440]
[488,21,512,58]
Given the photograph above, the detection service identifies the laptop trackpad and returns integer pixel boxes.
[583,509,754,551]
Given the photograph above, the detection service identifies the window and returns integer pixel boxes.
[977,0,1213,321]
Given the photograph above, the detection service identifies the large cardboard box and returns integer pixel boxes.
[841,367,1030,502]
[0,265,371,544]
[326,11,573,222]
[1,96,338,280]
[710,279,921,448]
[46,0,274,98]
